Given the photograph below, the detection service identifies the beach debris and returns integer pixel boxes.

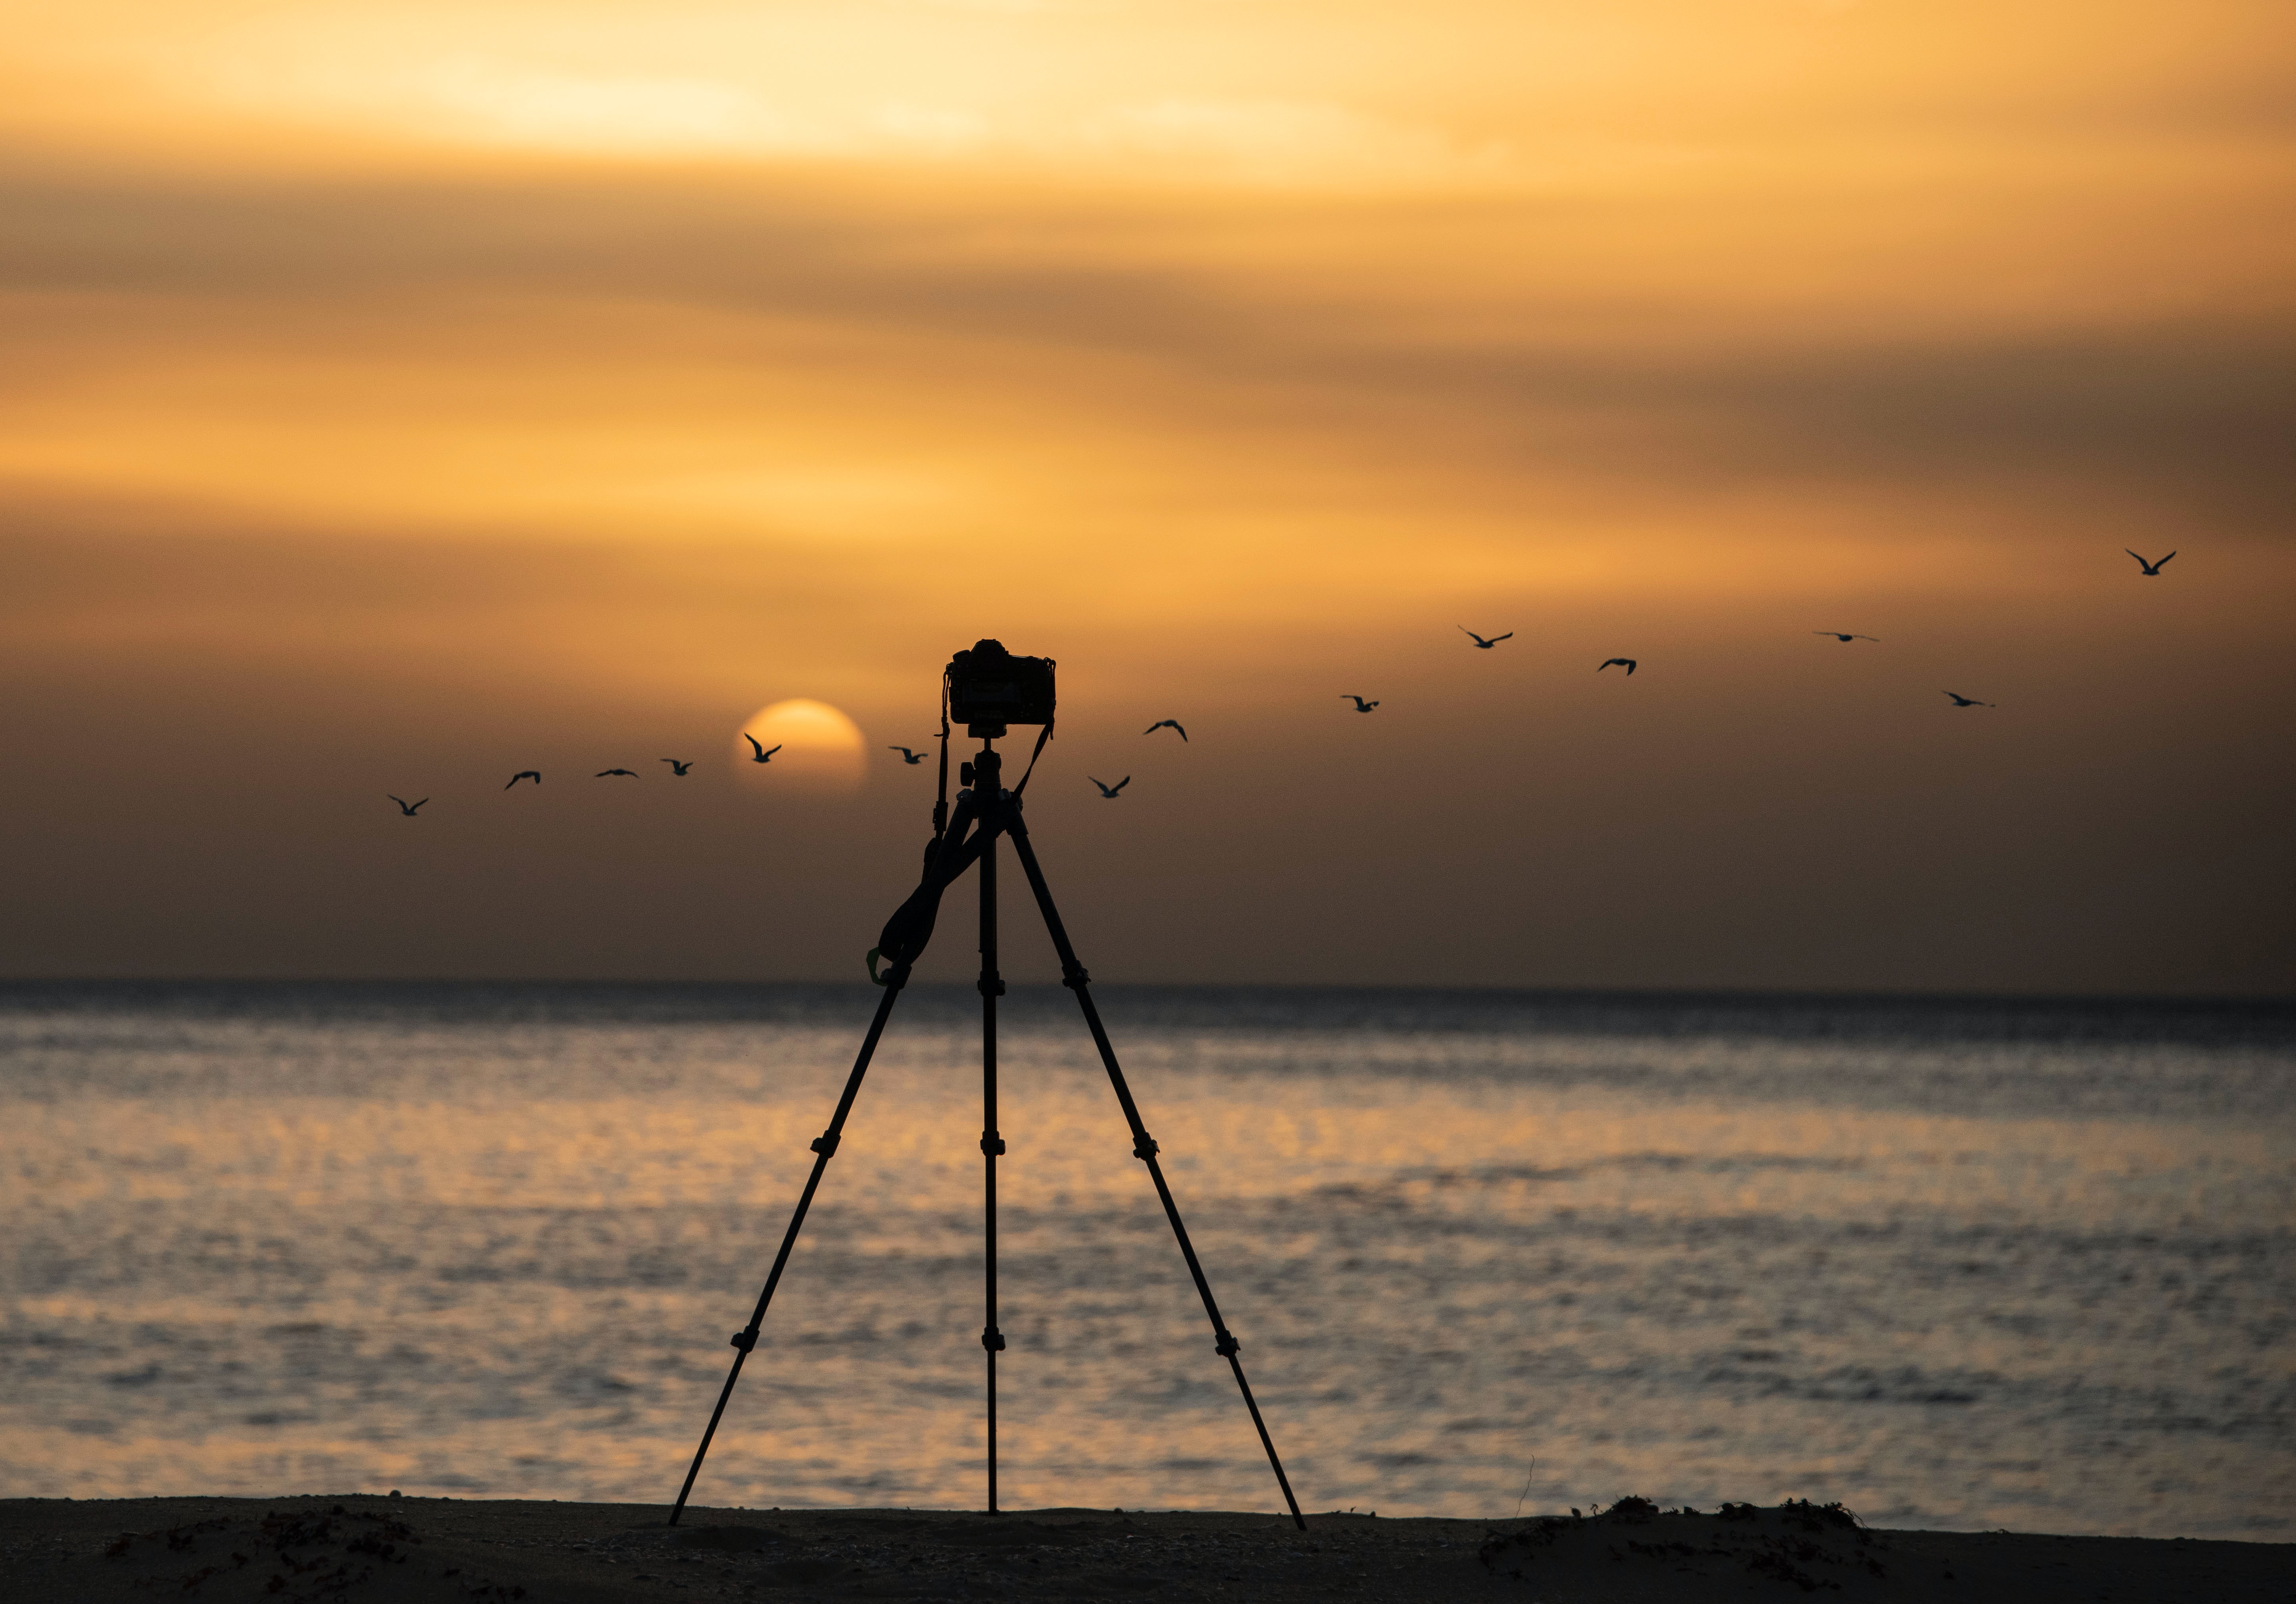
[1479,1497,1886,1592]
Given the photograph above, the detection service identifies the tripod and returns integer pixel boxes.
[668,734,1306,1529]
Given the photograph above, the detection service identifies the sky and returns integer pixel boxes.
[2,0,2291,993]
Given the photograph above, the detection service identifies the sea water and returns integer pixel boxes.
[0,983,2288,1537]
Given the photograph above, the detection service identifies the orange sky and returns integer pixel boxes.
[2,0,2291,991]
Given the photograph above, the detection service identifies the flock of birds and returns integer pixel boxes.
[386,548,2179,814]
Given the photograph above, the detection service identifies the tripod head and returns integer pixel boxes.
[959,742,1004,794]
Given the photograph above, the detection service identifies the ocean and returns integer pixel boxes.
[0,982,2288,1538]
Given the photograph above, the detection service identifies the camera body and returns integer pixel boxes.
[946,639,1056,734]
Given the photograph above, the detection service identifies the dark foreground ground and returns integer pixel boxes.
[2,1495,2289,1603]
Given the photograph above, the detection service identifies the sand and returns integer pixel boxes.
[3,1493,2288,1602]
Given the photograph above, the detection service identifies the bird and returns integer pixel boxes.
[743,734,783,764]
[1144,720,1188,741]
[1598,658,1636,675]
[661,759,692,775]
[1459,627,1513,649]
[1942,692,1995,707]
[1342,695,1379,712]
[2126,549,2176,576]
[597,768,639,777]
[1090,775,1131,797]
[1813,632,1878,643]
[889,746,926,765]
[388,795,427,816]
[504,771,541,789]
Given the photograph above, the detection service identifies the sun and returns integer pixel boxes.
[733,699,867,796]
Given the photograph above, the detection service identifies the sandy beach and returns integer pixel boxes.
[4,1494,2288,1603]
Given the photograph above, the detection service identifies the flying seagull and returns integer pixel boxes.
[2126,549,2176,576]
[1144,720,1188,741]
[504,771,541,789]
[889,746,926,765]
[661,759,692,775]
[1342,695,1380,712]
[388,795,427,816]
[597,768,639,777]
[1814,632,1879,643]
[1090,775,1131,798]
[743,734,783,764]
[1598,658,1637,675]
[1459,627,1513,649]
[1942,692,1995,707]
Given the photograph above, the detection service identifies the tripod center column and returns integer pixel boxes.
[974,743,1008,1514]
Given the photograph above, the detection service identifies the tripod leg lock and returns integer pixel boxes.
[730,1328,760,1353]
[977,975,1007,997]
[982,1327,1007,1352]
[810,1132,840,1157]
[1214,1330,1240,1358]
[980,1131,1006,1156]
[1132,1133,1160,1160]
[1060,966,1091,989]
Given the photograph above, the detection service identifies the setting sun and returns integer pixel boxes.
[733,697,867,795]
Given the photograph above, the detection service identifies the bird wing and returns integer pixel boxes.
[1491,632,1512,642]
[1115,776,1130,791]
[389,795,407,807]
[1174,724,1187,740]
[1458,626,1485,644]
[744,732,763,754]
[765,745,782,756]
[2158,550,2176,566]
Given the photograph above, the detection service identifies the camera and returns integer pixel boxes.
[946,640,1056,734]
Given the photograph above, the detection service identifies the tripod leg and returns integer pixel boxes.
[1004,814,1308,1531]
[668,970,911,1525]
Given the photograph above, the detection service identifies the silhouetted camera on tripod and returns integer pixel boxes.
[668,642,1305,1532]
[946,638,1055,734]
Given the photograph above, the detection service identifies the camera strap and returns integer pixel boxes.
[932,678,952,842]
[1011,717,1054,798]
